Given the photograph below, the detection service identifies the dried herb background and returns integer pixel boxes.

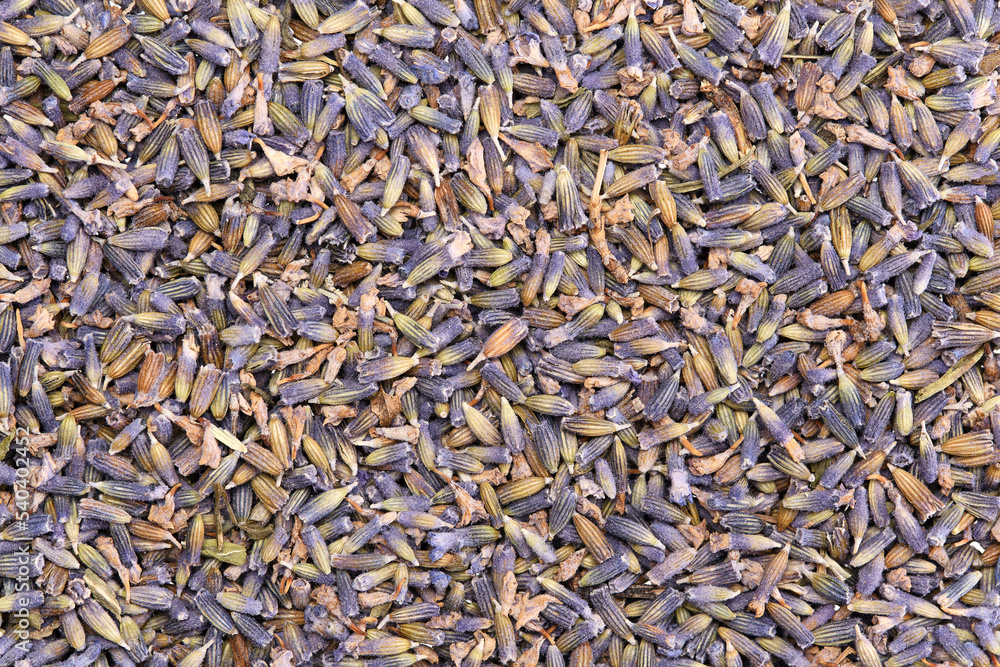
[1,0,1000,666]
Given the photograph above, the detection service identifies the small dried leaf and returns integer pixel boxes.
[511,594,558,629]
[498,135,554,172]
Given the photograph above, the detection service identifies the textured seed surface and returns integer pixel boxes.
[1,0,1000,665]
